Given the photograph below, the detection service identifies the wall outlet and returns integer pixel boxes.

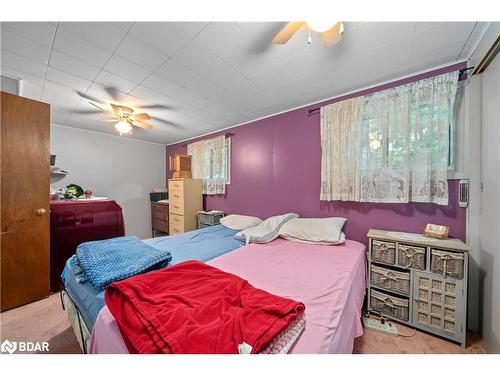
[362,317,399,336]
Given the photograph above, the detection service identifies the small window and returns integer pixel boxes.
[187,135,231,195]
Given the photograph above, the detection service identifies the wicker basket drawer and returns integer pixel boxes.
[371,265,410,295]
[371,240,396,265]
[370,289,409,321]
[199,213,222,226]
[397,244,426,270]
[431,249,465,279]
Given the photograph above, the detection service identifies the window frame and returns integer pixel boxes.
[360,87,464,175]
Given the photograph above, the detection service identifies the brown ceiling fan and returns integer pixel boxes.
[272,21,344,46]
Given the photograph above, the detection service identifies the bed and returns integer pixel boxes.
[60,224,245,351]
[89,237,367,354]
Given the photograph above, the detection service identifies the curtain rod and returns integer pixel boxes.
[307,67,474,115]
[181,132,234,147]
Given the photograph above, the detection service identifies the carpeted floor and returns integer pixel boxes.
[0,293,487,354]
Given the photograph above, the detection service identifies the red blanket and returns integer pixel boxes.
[105,260,305,354]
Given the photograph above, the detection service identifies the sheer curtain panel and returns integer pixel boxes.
[187,135,229,195]
[320,71,459,205]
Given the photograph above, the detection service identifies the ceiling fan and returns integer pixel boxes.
[86,102,153,135]
[74,88,175,135]
[272,21,344,46]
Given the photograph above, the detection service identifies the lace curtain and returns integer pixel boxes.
[320,96,364,201]
[320,71,459,205]
[187,135,229,195]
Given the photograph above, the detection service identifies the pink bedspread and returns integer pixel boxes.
[89,239,367,354]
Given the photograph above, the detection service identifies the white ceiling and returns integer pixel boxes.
[0,22,482,144]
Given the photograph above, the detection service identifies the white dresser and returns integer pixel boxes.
[168,178,203,235]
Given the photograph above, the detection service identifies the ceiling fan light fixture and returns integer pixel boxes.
[115,120,132,135]
[306,20,340,33]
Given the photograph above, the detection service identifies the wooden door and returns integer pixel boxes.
[1,92,50,311]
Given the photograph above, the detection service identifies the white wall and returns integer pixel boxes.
[464,75,482,333]
[478,51,500,353]
[464,22,500,353]
[50,124,166,239]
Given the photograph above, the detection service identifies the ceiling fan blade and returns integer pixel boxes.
[111,103,134,115]
[133,121,153,130]
[104,86,123,102]
[131,113,151,121]
[110,103,121,115]
[75,90,105,104]
[72,109,102,115]
[88,101,107,112]
[322,22,344,46]
[150,117,180,128]
[272,22,305,44]
[141,104,171,110]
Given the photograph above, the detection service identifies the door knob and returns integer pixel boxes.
[36,208,47,216]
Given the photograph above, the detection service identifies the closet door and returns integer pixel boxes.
[1,92,50,311]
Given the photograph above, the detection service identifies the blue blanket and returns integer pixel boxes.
[74,236,172,291]
[62,225,244,329]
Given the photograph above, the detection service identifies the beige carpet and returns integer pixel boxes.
[0,293,81,354]
[0,293,486,354]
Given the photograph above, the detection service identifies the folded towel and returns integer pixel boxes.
[76,236,172,291]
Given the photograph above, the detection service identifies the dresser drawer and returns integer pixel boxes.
[152,218,169,233]
[169,189,184,202]
[370,264,410,295]
[168,180,184,192]
[151,204,168,221]
[169,215,184,235]
[371,240,396,265]
[169,198,184,215]
[397,244,426,270]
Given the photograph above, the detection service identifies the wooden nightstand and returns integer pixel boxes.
[198,210,225,229]
[151,201,169,237]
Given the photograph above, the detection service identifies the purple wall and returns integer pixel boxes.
[166,63,467,244]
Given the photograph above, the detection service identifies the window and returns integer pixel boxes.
[187,135,231,195]
[321,71,459,205]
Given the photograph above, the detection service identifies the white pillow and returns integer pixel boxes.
[279,217,347,245]
[219,214,262,230]
[235,213,299,244]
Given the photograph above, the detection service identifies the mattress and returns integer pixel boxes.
[61,224,243,329]
[89,238,367,354]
